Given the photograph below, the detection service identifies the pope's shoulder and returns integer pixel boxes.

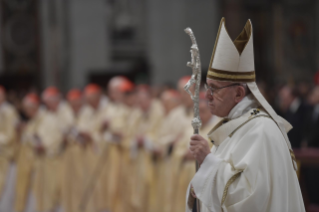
[237,110,287,144]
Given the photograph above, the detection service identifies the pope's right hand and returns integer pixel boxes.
[190,134,211,165]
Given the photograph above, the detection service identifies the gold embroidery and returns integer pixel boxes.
[221,171,243,207]
[290,150,296,161]
[289,149,298,170]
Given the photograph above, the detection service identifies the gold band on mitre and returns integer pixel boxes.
[207,69,256,82]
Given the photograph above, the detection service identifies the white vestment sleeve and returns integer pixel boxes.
[191,153,222,211]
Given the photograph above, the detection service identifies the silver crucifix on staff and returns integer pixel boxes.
[184,27,202,212]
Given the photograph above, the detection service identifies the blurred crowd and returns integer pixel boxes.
[0,76,220,212]
[270,79,319,149]
[274,78,319,205]
[1,73,319,212]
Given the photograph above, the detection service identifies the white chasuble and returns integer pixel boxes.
[186,96,305,212]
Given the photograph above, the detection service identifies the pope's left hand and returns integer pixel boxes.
[189,134,211,165]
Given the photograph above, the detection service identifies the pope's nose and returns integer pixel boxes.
[205,90,213,101]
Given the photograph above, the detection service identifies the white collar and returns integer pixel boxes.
[208,108,269,146]
[227,94,260,120]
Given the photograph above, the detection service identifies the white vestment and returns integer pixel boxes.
[186,95,305,212]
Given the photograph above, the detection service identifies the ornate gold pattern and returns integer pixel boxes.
[221,171,243,210]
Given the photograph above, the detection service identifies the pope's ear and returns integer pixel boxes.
[234,85,245,103]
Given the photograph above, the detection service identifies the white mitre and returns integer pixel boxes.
[207,18,296,169]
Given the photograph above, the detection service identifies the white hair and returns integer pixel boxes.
[241,83,250,96]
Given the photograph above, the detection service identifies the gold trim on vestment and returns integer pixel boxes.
[289,149,297,170]
[221,171,243,210]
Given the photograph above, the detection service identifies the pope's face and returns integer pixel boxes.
[205,79,239,117]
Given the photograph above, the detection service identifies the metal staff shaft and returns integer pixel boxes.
[184,27,202,212]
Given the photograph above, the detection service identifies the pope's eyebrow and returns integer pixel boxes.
[207,82,219,88]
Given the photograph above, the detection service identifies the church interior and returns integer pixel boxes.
[0,0,319,211]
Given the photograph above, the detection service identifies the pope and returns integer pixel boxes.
[186,18,305,212]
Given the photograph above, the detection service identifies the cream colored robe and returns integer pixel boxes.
[173,115,220,212]
[60,105,95,212]
[111,106,142,212]
[126,101,164,212]
[32,110,66,212]
[71,98,128,212]
[0,102,18,211]
[14,107,65,212]
[186,97,305,212]
[74,98,109,212]
[150,105,192,212]
[14,109,44,212]
[18,102,73,212]
[94,101,131,212]
[57,101,74,132]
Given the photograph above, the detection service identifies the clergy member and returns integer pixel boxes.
[14,93,43,212]
[60,88,93,212]
[0,86,19,212]
[127,85,164,212]
[186,18,305,212]
[31,87,68,212]
[42,86,73,131]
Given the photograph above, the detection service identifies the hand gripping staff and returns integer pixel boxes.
[184,27,202,212]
